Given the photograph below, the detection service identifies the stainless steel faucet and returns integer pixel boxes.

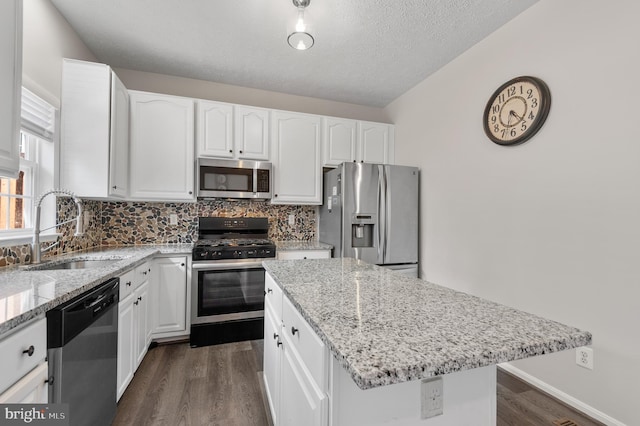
[31,189,84,264]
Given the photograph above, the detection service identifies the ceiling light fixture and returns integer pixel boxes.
[287,0,314,51]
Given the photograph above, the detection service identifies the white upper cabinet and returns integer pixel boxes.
[60,59,129,198]
[271,111,322,205]
[129,91,195,201]
[0,0,22,178]
[197,101,269,160]
[109,73,129,198]
[234,105,269,160]
[357,121,395,164]
[196,100,233,158]
[322,118,395,167]
[322,117,357,166]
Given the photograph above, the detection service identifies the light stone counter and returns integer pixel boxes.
[262,257,592,390]
[274,240,333,251]
[0,244,193,335]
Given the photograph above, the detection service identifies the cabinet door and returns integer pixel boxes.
[117,295,135,401]
[197,100,233,158]
[109,72,129,198]
[323,117,356,167]
[134,280,150,368]
[0,363,48,404]
[235,106,269,160]
[152,256,188,336]
[358,122,394,164]
[0,0,21,178]
[271,111,322,205]
[280,337,327,426]
[129,91,195,200]
[263,307,281,425]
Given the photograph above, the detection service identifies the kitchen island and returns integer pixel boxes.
[262,258,591,425]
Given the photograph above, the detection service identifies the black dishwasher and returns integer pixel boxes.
[47,277,119,426]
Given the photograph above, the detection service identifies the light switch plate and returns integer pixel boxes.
[169,214,178,225]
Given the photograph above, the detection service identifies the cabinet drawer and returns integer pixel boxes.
[135,262,152,286]
[119,268,136,300]
[265,273,282,318]
[0,318,47,394]
[282,296,326,389]
[277,250,331,260]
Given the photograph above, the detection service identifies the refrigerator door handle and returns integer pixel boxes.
[378,164,387,263]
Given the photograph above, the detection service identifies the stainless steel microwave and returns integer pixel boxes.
[197,158,272,199]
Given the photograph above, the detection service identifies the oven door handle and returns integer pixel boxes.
[192,261,265,270]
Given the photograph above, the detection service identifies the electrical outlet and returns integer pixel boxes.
[576,346,594,370]
[169,214,178,226]
[288,214,295,226]
[421,377,443,419]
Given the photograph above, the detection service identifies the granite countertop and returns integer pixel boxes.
[262,257,592,390]
[275,240,333,251]
[0,244,193,336]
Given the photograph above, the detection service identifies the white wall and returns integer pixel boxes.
[386,0,639,424]
[114,67,389,123]
[22,0,96,107]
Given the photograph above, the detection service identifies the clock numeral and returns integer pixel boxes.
[510,128,517,137]
[528,112,535,120]
[492,105,500,114]
[527,89,534,99]
[521,120,527,132]
[519,85,524,94]
[531,98,538,108]
[508,86,516,96]
[498,93,505,103]
[494,124,500,133]
[490,115,497,124]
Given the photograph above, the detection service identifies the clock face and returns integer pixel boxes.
[483,76,551,146]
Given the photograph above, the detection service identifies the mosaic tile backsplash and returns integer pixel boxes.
[0,198,317,267]
[0,198,102,267]
[101,199,317,245]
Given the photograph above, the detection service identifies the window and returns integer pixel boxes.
[0,132,35,231]
[0,88,55,240]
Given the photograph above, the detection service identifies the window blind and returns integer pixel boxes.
[21,87,56,141]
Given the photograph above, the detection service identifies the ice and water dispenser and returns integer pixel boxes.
[351,214,375,248]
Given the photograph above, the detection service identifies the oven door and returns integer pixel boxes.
[191,260,265,325]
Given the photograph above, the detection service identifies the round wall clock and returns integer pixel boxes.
[483,76,551,146]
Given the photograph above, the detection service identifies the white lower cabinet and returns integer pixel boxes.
[276,250,331,260]
[0,362,48,403]
[263,306,281,425]
[263,273,328,426]
[0,318,47,403]
[151,256,189,339]
[134,279,150,369]
[117,262,152,401]
[117,289,135,400]
[280,333,328,426]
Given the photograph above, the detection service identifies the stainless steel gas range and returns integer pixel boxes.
[190,217,276,347]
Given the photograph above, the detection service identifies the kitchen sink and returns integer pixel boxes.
[27,259,120,270]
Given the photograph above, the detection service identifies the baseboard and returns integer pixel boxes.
[498,363,625,426]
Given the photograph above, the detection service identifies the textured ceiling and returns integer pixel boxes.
[49,0,537,107]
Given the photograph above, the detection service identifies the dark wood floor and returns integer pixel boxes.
[115,341,603,426]
[497,369,604,426]
[113,340,271,426]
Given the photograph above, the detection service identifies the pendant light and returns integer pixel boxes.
[288,0,314,50]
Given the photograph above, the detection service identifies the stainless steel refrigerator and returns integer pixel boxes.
[319,162,419,276]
